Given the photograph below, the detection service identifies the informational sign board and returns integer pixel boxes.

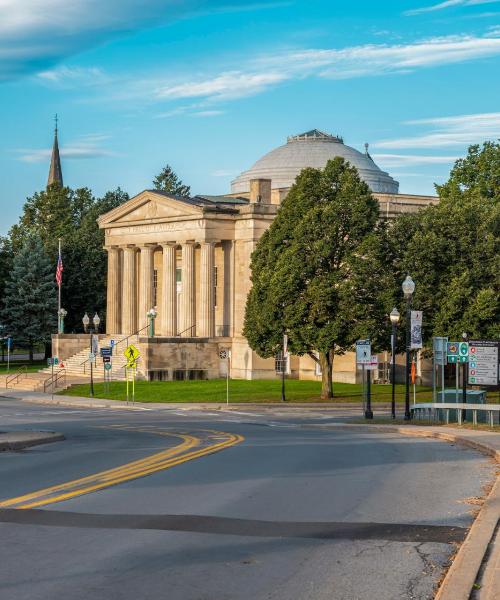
[356,339,371,365]
[102,356,111,363]
[469,340,499,386]
[110,340,115,347]
[104,362,112,371]
[124,344,140,367]
[100,347,112,357]
[365,356,378,371]
[433,337,448,366]
[88,352,95,361]
[283,334,288,357]
[447,341,469,363]
[6,337,12,350]
[410,311,423,350]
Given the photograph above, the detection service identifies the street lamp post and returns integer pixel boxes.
[147,307,157,337]
[93,313,100,333]
[402,275,415,421]
[58,308,67,334]
[82,312,90,334]
[390,307,400,420]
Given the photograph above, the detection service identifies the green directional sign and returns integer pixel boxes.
[447,341,469,363]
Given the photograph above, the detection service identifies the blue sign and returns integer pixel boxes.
[100,347,112,357]
[7,337,12,350]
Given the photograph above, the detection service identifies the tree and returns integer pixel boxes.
[9,186,129,332]
[387,141,500,341]
[153,164,191,197]
[244,158,390,399]
[1,235,57,361]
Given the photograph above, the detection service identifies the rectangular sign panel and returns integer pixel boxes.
[433,337,448,366]
[410,311,423,350]
[356,339,371,365]
[469,340,499,386]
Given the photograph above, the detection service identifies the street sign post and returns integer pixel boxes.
[469,340,499,386]
[433,337,448,403]
[356,340,372,419]
[219,348,231,404]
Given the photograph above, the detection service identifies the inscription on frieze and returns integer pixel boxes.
[107,221,204,236]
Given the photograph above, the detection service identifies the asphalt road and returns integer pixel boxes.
[0,398,495,600]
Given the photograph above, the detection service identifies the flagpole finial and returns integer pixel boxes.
[55,114,58,135]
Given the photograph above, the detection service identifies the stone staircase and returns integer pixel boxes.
[40,335,146,381]
[1,335,146,393]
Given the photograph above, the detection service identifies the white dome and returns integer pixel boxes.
[231,129,399,194]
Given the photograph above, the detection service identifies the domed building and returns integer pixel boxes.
[231,129,399,195]
[55,128,438,386]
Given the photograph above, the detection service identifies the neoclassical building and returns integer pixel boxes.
[92,130,438,382]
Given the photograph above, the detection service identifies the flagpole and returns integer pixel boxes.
[58,239,62,333]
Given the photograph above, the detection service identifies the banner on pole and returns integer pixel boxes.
[410,311,423,350]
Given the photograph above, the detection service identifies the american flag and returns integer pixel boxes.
[56,251,63,288]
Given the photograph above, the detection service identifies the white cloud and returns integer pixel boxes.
[404,0,499,16]
[372,153,459,167]
[126,33,500,106]
[211,169,238,177]
[16,133,117,162]
[0,0,281,81]
[37,65,109,86]
[375,112,500,148]
[155,71,288,101]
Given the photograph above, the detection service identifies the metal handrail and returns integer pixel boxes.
[176,325,196,337]
[5,365,28,388]
[112,325,149,350]
[43,369,66,393]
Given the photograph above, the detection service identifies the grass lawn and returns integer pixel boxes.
[60,379,434,404]
[0,360,46,374]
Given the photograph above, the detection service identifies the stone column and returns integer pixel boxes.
[105,247,121,334]
[180,242,196,336]
[138,245,155,332]
[199,242,215,338]
[161,243,177,336]
[122,246,137,334]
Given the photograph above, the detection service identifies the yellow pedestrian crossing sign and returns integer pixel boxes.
[124,344,140,366]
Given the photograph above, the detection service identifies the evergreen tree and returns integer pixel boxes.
[153,164,191,197]
[244,158,390,399]
[1,235,57,361]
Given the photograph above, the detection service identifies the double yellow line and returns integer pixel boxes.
[0,428,244,510]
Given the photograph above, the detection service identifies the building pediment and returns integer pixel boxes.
[98,190,204,228]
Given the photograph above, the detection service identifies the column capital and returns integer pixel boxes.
[160,241,178,249]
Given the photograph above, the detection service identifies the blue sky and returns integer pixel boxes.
[1,0,499,233]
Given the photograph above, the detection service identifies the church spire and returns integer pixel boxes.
[47,114,63,187]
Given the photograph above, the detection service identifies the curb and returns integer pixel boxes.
[0,431,65,451]
[307,423,499,600]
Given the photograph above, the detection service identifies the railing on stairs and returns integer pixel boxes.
[43,369,67,393]
[79,325,149,374]
[5,365,28,388]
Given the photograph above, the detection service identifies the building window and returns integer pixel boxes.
[214,266,218,308]
[153,269,158,306]
[176,267,181,292]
